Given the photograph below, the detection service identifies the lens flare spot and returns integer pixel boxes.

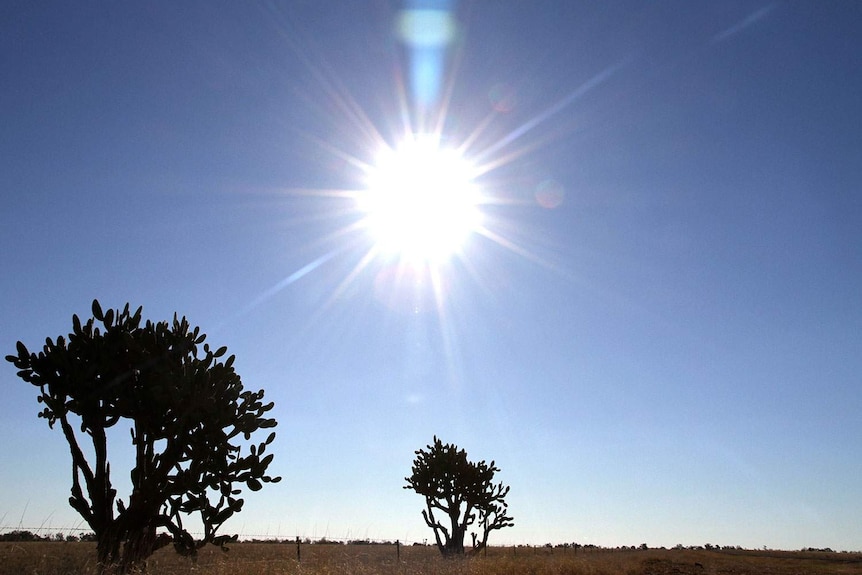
[397,8,457,47]
[489,82,518,113]
[535,178,565,209]
[396,1,458,108]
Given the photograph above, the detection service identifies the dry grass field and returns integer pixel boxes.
[1,541,860,575]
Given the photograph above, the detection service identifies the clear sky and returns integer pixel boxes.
[2,0,861,551]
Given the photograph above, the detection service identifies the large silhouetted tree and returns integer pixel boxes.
[404,436,513,556]
[6,300,281,574]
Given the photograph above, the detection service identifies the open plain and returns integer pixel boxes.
[1,541,860,575]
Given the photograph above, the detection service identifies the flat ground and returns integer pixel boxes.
[1,541,860,575]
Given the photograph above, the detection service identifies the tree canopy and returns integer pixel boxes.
[6,300,281,573]
[404,436,513,556]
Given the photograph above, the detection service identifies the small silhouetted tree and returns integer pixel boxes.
[6,300,281,574]
[404,436,513,556]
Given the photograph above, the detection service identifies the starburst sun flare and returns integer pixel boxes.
[258,0,592,317]
[358,135,484,265]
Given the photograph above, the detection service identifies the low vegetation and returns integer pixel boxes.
[0,540,860,575]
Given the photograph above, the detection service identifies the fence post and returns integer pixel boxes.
[296,536,301,563]
[396,539,401,560]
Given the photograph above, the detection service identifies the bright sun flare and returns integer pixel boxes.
[359,135,483,264]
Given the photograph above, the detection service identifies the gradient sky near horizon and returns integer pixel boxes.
[2,0,861,551]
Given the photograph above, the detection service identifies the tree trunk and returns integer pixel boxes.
[441,525,466,556]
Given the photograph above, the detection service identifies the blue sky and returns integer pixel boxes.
[2,1,861,550]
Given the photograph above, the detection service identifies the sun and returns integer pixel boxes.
[358,134,483,264]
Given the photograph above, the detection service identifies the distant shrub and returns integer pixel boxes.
[0,530,45,541]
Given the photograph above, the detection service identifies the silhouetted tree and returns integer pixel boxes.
[6,300,281,574]
[404,436,513,556]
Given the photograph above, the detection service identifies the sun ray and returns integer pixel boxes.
[392,62,416,141]
[475,225,557,269]
[324,246,381,310]
[428,263,466,393]
[210,247,347,334]
[471,137,547,181]
[454,107,501,157]
[302,134,377,175]
[427,13,470,139]
[269,27,388,156]
[297,52,389,153]
[279,187,359,200]
[476,61,628,164]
